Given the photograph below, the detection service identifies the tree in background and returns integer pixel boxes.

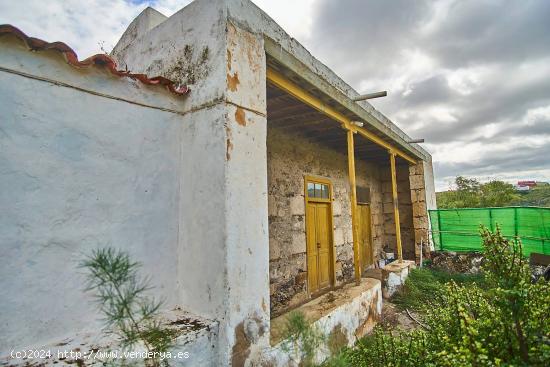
[437,176,523,209]
[480,180,521,207]
[437,176,481,208]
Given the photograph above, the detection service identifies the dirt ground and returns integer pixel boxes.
[379,300,420,331]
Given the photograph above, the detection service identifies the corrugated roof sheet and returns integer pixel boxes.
[0,24,189,96]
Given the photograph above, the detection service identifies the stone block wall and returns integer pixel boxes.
[267,127,384,315]
[380,162,415,260]
[409,162,430,262]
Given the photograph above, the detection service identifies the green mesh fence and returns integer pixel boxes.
[429,207,550,256]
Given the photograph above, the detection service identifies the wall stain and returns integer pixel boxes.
[227,49,232,71]
[226,125,233,161]
[356,292,380,337]
[148,44,210,87]
[227,72,240,92]
[235,107,246,126]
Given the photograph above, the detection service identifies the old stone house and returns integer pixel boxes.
[0,0,436,366]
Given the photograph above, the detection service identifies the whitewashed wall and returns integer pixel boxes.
[0,38,187,354]
[112,2,271,364]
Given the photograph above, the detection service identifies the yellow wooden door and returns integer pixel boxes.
[306,203,319,292]
[357,204,373,269]
[316,203,332,289]
[306,202,332,294]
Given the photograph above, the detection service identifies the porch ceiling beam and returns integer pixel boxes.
[304,131,346,141]
[355,153,389,160]
[266,91,292,103]
[266,68,417,165]
[355,147,388,154]
[355,144,387,151]
[274,119,332,130]
[267,102,309,117]
[268,111,326,124]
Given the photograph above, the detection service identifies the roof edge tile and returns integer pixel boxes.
[0,24,189,96]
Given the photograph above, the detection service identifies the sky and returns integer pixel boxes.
[1,0,549,191]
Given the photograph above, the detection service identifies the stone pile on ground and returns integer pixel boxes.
[430,250,550,281]
[429,251,484,274]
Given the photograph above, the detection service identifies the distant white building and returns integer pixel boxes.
[515,180,537,191]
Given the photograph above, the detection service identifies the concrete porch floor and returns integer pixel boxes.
[270,278,381,345]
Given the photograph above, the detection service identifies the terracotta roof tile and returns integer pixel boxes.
[0,24,189,96]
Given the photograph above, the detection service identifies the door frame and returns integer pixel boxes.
[303,175,336,296]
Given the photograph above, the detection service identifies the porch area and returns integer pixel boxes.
[266,67,427,319]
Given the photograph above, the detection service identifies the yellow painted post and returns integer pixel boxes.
[347,129,362,283]
[390,151,403,263]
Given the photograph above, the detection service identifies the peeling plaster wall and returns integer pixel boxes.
[111,0,228,115]
[113,3,271,365]
[267,127,385,315]
[0,43,185,354]
[264,279,382,366]
[110,0,234,326]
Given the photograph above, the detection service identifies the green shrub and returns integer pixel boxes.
[342,226,550,366]
[392,267,485,312]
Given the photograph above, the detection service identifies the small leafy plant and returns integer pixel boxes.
[81,248,176,367]
[281,311,325,367]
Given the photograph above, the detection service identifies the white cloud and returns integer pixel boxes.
[0,0,316,56]
[523,105,550,126]
[252,0,316,43]
[446,65,492,95]
[0,0,146,57]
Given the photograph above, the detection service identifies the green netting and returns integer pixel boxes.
[428,207,550,256]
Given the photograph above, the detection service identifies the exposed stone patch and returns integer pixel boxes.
[328,323,349,354]
[231,322,251,367]
[227,49,232,70]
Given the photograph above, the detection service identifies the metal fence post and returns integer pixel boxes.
[514,207,519,240]
[437,210,443,250]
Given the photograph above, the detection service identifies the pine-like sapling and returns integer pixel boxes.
[80,248,176,366]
